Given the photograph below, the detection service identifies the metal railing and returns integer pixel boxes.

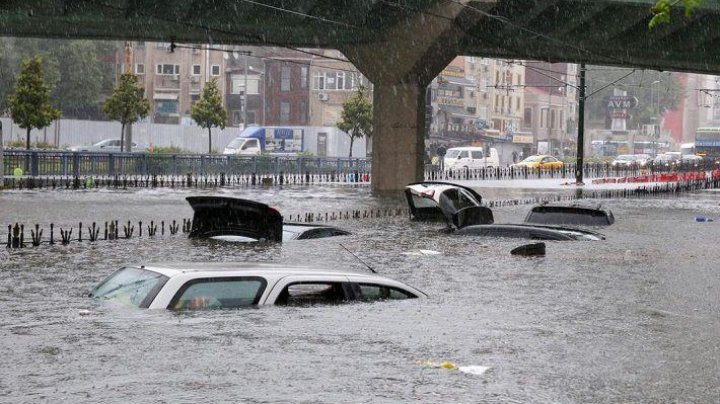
[2,150,370,177]
[424,161,720,181]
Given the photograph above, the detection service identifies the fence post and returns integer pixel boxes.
[72,152,80,177]
[142,153,148,175]
[108,154,115,176]
[30,151,38,176]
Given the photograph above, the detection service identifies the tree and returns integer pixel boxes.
[8,57,61,150]
[650,0,704,28]
[337,86,373,158]
[103,72,150,152]
[191,78,227,154]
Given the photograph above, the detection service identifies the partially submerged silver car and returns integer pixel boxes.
[405,182,606,241]
[89,262,425,310]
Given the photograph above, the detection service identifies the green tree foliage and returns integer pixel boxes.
[103,73,150,152]
[584,68,682,129]
[191,78,227,154]
[337,86,372,158]
[650,0,704,28]
[0,38,118,119]
[8,57,62,150]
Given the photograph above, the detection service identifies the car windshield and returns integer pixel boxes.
[523,156,542,162]
[616,155,635,161]
[438,187,481,213]
[226,138,244,149]
[90,267,168,308]
[445,150,461,159]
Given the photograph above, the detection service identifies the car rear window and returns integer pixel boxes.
[90,267,169,308]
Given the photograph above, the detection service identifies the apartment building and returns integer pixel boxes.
[130,42,226,125]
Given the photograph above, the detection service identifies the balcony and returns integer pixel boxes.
[154,75,181,90]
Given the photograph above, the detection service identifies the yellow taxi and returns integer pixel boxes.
[512,154,564,169]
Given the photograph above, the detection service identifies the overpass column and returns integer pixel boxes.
[371,83,427,192]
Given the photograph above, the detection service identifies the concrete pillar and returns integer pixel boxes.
[372,84,426,192]
[340,0,484,192]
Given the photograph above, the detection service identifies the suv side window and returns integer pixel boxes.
[458,151,469,159]
[355,283,416,301]
[169,277,267,310]
[471,150,484,159]
[274,282,351,306]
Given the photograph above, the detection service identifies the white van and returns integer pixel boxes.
[444,147,500,170]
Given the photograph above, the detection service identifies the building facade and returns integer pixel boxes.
[130,42,226,125]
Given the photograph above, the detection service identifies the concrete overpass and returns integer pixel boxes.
[2,0,720,192]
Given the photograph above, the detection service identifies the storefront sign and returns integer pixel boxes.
[512,134,534,144]
[437,97,464,107]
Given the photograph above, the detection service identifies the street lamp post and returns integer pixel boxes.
[650,80,660,156]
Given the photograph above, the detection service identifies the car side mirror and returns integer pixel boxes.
[100,145,105,148]
[457,156,461,159]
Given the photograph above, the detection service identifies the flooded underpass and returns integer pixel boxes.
[1,185,719,403]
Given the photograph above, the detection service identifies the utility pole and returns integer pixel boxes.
[575,63,586,185]
[123,41,133,153]
[0,121,4,189]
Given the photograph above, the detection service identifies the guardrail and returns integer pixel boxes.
[424,161,719,181]
[1,150,370,177]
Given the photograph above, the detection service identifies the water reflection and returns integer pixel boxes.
[1,187,719,402]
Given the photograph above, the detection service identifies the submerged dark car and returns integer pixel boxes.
[405,182,606,241]
[524,203,614,226]
[187,196,350,242]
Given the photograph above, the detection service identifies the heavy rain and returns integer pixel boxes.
[2,1,720,403]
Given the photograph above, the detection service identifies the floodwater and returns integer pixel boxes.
[1,184,719,403]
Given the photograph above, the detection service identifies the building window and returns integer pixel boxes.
[135,64,144,75]
[313,72,325,90]
[326,72,337,90]
[523,108,532,127]
[300,66,308,89]
[300,101,307,124]
[550,109,556,129]
[516,97,520,111]
[540,108,547,128]
[280,101,290,123]
[337,72,345,90]
[192,65,201,75]
[156,64,180,75]
[281,66,291,92]
[191,94,200,104]
[211,65,221,76]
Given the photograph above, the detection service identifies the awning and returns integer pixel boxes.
[153,93,179,100]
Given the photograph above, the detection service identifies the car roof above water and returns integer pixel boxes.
[135,262,373,278]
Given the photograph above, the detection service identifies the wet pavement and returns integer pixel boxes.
[1,184,719,403]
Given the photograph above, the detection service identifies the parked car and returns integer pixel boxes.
[404,182,605,241]
[512,154,564,169]
[186,196,350,242]
[89,262,426,310]
[611,154,637,167]
[681,154,703,164]
[654,153,681,167]
[634,154,651,167]
[443,146,500,170]
[67,139,145,153]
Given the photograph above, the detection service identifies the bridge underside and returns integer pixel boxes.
[2,0,720,191]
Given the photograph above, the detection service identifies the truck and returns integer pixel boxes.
[222,126,366,157]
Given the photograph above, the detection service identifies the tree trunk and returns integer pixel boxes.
[208,127,212,154]
[25,127,31,150]
[120,123,126,153]
[349,134,354,159]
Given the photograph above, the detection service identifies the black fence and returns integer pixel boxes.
[2,150,370,177]
[7,175,720,249]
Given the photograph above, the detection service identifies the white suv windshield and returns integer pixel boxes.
[90,267,168,308]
